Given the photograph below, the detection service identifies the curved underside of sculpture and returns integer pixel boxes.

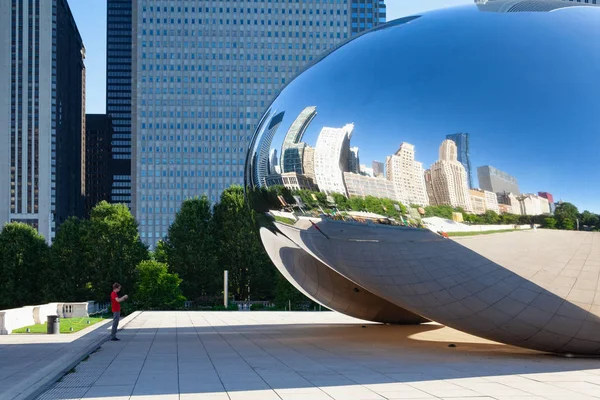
[260,227,428,324]
[266,219,600,355]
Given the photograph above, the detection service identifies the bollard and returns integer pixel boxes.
[47,315,60,334]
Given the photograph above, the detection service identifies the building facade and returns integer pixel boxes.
[107,0,133,206]
[344,172,398,201]
[314,124,354,195]
[0,0,86,242]
[446,133,472,189]
[132,0,386,245]
[372,161,384,178]
[429,140,473,212]
[348,147,360,174]
[477,165,520,195]
[85,115,114,217]
[470,190,487,215]
[385,143,428,206]
[280,106,317,173]
[538,191,555,213]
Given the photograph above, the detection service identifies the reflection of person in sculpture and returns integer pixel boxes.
[110,283,128,341]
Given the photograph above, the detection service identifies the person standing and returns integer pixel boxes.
[110,283,128,341]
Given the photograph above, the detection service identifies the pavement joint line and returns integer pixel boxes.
[16,310,143,400]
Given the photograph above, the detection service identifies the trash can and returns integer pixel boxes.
[47,315,60,334]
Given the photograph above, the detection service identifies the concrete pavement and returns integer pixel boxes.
[0,312,140,400]
[32,311,600,400]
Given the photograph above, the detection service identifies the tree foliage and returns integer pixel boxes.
[49,217,93,302]
[0,223,50,309]
[213,186,275,301]
[134,260,186,310]
[162,196,219,301]
[86,202,149,301]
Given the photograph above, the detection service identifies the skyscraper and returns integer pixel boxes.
[446,133,472,189]
[372,161,385,178]
[429,140,473,212]
[131,1,386,245]
[85,115,115,217]
[253,111,285,188]
[0,0,86,242]
[107,0,133,206]
[314,124,354,195]
[348,147,360,174]
[281,106,317,173]
[386,143,429,206]
[477,165,520,195]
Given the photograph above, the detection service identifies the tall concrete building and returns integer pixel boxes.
[85,115,114,217]
[253,111,285,188]
[429,140,473,212]
[314,124,354,195]
[446,133,472,189]
[107,0,133,206]
[477,165,520,195]
[372,161,385,178]
[385,143,429,206]
[132,1,386,245]
[0,0,86,242]
[280,106,317,173]
[538,191,555,213]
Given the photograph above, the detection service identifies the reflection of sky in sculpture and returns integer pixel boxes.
[255,4,600,211]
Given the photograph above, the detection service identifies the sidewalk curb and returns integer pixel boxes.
[9,311,143,400]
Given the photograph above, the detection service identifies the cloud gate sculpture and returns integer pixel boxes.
[245,1,600,355]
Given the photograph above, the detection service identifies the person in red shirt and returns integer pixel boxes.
[110,283,128,341]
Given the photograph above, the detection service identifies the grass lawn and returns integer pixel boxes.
[447,229,530,237]
[12,316,109,334]
[273,215,296,225]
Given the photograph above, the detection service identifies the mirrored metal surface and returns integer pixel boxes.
[245,1,600,354]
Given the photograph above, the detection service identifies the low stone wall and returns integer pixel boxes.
[0,302,90,334]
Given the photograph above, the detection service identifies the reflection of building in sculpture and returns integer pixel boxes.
[348,147,360,174]
[269,149,280,175]
[424,170,436,204]
[303,145,316,181]
[429,140,473,212]
[253,111,285,187]
[498,203,512,214]
[267,172,318,191]
[469,188,500,214]
[446,133,473,189]
[386,143,429,206]
[470,190,487,215]
[478,165,520,195]
[372,161,385,178]
[281,106,317,173]
[314,124,354,195]
[518,194,551,216]
[344,172,399,201]
[360,164,374,177]
[538,192,555,213]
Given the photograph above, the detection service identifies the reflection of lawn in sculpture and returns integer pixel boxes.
[447,229,532,237]
[273,215,296,225]
[12,317,107,334]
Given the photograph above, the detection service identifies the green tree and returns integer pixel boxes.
[163,196,219,301]
[331,192,349,210]
[0,223,50,309]
[134,260,186,310]
[543,217,557,229]
[580,210,599,229]
[87,202,149,301]
[555,202,579,230]
[152,240,168,263]
[424,205,455,219]
[213,186,275,301]
[482,210,500,225]
[48,217,93,302]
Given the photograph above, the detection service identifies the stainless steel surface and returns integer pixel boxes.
[245,2,600,354]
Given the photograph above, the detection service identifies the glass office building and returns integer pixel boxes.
[132,0,386,246]
[446,133,472,189]
[0,0,85,242]
[107,0,133,206]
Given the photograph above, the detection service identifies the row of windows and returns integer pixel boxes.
[140,146,245,153]
[140,169,243,178]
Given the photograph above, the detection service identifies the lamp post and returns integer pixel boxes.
[224,270,229,307]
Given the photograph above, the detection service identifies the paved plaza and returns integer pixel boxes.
[24,311,600,400]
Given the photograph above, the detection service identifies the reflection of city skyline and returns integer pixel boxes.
[259,106,554,216]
